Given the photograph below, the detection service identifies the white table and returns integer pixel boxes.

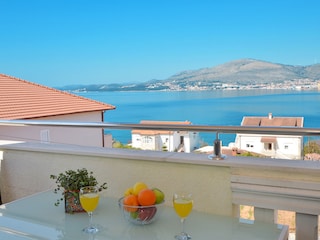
[0,191,288,240]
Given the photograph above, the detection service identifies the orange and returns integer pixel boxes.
[123,194,139,212]
[138,189,156,206]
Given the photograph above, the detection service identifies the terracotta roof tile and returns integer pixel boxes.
[132,120,192,135]
[0,74,115,120]
[242,114,303,127]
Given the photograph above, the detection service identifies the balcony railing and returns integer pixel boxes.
[1,119,320,240]
[1,119,320,158]
[1,119,320,136]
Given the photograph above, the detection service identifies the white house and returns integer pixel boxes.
[131,120,200,153]
[234,113,304,159]
[0,74,115,147]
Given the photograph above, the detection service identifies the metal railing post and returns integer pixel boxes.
[208,132,226,160]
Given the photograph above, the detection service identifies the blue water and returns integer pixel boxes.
[76,89,320,145]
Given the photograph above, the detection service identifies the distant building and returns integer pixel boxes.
[131,120,200,153]
[0,74,115,147]
[234,113,304,160]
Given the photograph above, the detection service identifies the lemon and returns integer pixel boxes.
[133,182,148,196]
[124,187,134,196]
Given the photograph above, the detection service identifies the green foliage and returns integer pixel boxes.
[239,151,254,157]
[50,168,107,206]
[112,141,135,149]
[304,141,320,155]
[239,151,266,158]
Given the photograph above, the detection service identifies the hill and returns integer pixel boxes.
[168,58,319,84]
[60,59,320,91]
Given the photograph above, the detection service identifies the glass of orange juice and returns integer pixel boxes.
[80,186,100,234]
[173,192,193,240]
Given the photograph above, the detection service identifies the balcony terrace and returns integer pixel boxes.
[1,120,320,239]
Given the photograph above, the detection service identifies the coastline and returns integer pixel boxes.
[75,89,320,146]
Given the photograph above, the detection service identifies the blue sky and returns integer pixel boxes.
[1,0,319,87]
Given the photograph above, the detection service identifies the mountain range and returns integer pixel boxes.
[59,59,320,91]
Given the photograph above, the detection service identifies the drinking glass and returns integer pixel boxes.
[80,186,100,234]
[173,193,193,240]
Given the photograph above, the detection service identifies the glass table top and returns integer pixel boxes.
[0,191,288,240]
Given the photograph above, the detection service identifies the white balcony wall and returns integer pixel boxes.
[1,142,320,239]
[0,142,233,216]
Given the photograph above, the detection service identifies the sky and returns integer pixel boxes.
[1,0,319,87]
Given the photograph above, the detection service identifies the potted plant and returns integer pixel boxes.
[50,168,107,213]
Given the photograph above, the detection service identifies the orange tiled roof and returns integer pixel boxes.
[132,120,192,135]
[241,113,303,127]
[0,74,115,120]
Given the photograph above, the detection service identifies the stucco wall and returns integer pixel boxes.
[236,134,302,159]
[0,111,105,147]
[0,142,233,216]
[2,142,320,220]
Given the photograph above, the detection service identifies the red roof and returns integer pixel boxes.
[132,120,192,135]
[241,113,303,127]
[0,74,115,120]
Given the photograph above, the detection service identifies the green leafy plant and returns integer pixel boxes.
[304,141,320,155]
[50,168,107,206]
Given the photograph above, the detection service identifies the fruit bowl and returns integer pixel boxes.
[118,197,165,225]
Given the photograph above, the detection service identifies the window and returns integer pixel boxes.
[40,129,50,144]
[142,136,152,144]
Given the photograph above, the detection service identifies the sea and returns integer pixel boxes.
[75,89,320,146]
